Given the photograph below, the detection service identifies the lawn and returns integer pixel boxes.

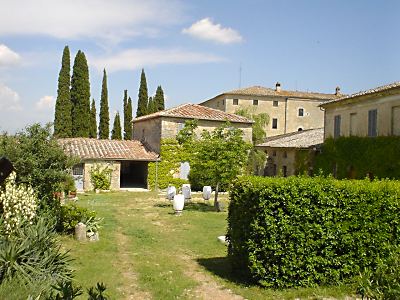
[61,191,357,300]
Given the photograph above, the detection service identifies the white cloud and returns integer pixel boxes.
[36,95,54,111]
[90,48,225,72]
[0,83,21,111]
[0,44,20,67]
[182,18,243,44]
[0,0,184,42]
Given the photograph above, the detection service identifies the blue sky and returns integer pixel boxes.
[0,0,399,133]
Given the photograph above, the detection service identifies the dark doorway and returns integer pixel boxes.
[120,161,148,188]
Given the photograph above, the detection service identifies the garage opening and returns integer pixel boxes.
[120,161,148,188]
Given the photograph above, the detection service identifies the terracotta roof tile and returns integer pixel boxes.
[58,138,159,161]
[133,103,253,123]
[256,128,324,149]
[321,81,400,107]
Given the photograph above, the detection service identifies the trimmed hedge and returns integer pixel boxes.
[227,176,400,288]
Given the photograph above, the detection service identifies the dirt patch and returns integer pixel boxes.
[115,230,152,300]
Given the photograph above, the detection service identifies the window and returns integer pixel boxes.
[283,151,287,158]
[298,108,304,117]
[392,106,400,136]
[298,127,303,131]
[253,99,258,106]
[72,164,84,176]
[222,99,225,105]
[272,118,278,129]
[368,109,378,137]
[334,115,341,138]
[350,113,357,136]
[272,150,277,156]
[282,166,288,177]
[177,122,185,133]
[273,100,279,107]
[179,162,190,180]
[233,99,239,105]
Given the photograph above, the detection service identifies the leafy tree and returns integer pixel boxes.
[111,112,122,140]
[154,85,165,111]
[189,123,251,211]
[236,108,269,175]
[98,69,109,139]
[89,99,97,138]
[176,119,198,145]
[70,50,90,137]
[136,69,148,117]
[124,96,133,140]
[54,46,72,138]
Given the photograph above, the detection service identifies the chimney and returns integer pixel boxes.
[335,86,341,96]
[275,82,281,92]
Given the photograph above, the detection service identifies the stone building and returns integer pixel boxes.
[321,81,400,139]
[132,103,253,153]
[200,83,341,137]
[58,138,158,191]
[256,128,324,177]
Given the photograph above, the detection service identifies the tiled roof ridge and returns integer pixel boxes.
[321,81,400,106]
[256,128,324,149]
[262,127,323,142]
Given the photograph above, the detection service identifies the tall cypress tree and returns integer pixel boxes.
[89,98,97,138]
[54,45,72,137]
[125,97,133,140]
[71,50,91,137]
[154,85,165,112]
[147,96,155,114]
[111,112,122,140]
[98,69,110,139]
[136,69,148,117]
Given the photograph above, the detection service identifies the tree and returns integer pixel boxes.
[147,96,155,114]
[70,50,90,137]
[189,123,251,211]
[136,69,148,117]
[89,98,97,138]
[111,112,122,140]
[54,46,72,137]
[98,69,110,139]
[154,85,165,111]
[124,97,133,140]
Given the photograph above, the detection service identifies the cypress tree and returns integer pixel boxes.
[147,96,155,114]
[54,45,72,137]
[125,97,133,140]
[111,112,122,140]
[136,69,148,117]
[71,50,90,137]
[89,98,97,138]
[98,69,110,139]
[154,85,165,112]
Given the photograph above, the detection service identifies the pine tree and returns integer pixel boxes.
[98,69,110,139]
[136,69,148,117]
[154,85,165,112]
[125,97,133,140]
[54,46,72,137]
[71,50,91,137]
[89,98,97,138]
[111,112,122,140]
[147,96,155,114]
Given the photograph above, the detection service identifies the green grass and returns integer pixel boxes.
[61,191,357,299]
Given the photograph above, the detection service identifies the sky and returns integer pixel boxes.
[0,0,399,133]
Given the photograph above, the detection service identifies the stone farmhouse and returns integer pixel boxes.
[199,83,342,137]
[132,103,253,154]
[320,81,400,139]
[256,128,324,177]
[58,138,158,191]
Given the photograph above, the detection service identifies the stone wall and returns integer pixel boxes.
[132,117,162,153]
[82,160,121,191]
[264,148,297,176]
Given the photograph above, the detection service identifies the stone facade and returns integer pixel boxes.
[264,148,297,176]
[81,160,121,191]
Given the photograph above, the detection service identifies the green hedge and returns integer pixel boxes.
[227,176,400,288]
[315,136,400,179]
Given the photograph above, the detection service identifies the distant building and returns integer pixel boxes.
[256,128,324,177]
[321,81,400,139]
[132,103,253,153]
[58,138,158,191]
[200,83,341,137]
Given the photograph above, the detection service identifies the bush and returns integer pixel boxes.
[90,164,112,191]
[227,176,400,288]
[58,203,97,234]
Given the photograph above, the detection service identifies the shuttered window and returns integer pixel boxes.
[368,109,378,137]
[334,115,341,138]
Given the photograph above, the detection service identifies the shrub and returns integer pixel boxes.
[58,203,97,234]
[90,164,112,191]
[227,176,400,288]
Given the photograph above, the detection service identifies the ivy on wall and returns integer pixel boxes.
[314,136,400,179]
[147,139,190,190]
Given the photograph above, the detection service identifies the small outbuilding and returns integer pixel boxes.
[58,138,158,191]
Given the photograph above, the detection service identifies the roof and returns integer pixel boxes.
[132,103,253,123]
[58,138,159,161]
[256,128,324,149]
[200,85,341,103]
[321,81,400,107]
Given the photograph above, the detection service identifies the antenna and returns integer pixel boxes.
[238,63,242,88]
